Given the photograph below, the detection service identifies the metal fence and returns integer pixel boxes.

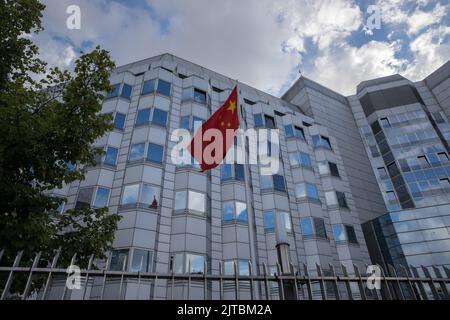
[1,249,449,300]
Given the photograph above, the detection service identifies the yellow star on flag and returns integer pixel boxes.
[227,100,236,114]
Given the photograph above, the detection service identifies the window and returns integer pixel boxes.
[212,86,223,93]
[131,249,152,272]
[325,191,338,206]
[114,112,126,130]
[180,116,190,129]
[136,108,151,126]
[142,79,155,95]
[93,187,110,208]
[174,190,206,214]
[303,121,312,127]
[121,83,132,99]
[223,260,250,276]
[264,115,275,129]
[222,201,247,223]
[301,217,327,239]
[377,167,388,179]
[156,79,171,96]
[333,224,358,244]
[417,156,430,168]
[110,249,129,271]
[290,152,311,168]
[194,88,207,104]
[263,211,275,231]
[152,108,168,127]
[336,191,348,208]
[173,253,205,274]
[294,126,305,140]
[254,114,263,127]
[56,198,65,214]
[345,225,358,244]
[284,125,294,138]
[312,135,332,150]
[329,162,340,177]
[221,164,245,181]
[106,84,120,99]
[280,212,292,233]
[295,183,319,200]
[273,174,286,192]
[130,143,145,161]
[147,143,164,163]
[75,187,93,209]
[121,184,160,209]
[318,161,330,175]
[104,146,118,166]
[437,152,449,164]
[432,111,446,123]
[387,162,400,177]
[380,118,390,127]
[244,98,256,105]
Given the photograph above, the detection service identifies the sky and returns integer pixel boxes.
[35,0,450,96]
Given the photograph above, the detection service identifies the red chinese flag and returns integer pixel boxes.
[188,86,239,171]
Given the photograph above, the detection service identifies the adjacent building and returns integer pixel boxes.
[48,54,450,299]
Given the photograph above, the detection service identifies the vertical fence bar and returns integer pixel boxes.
[234,261,239,300]
[219,261,224,300]
[378,264,392,300]
[263,263,270,300]
[61,253,77,300]
[204,260,208,300]
[118,255,127,300]
[22,252,42,300]
[100,253,111,300]
[388,264,405,300]
[290,263,299,300]
[329,264,340,300]
[187,260,191,300]
[82,254,94,300]
[171,267,175,300]
[0,249,4,264]
[277,263,285,300]
[1,251,23,300]
[303,264,313,300]
[316,264,327,300]
[421,266,440,300]
[249,261,254,300]
[42,249,61,300]
[432,266,449,300]
[399,265,416,300]
[341,265,353,300]
[410,265,427,300]
[353,264,367,300]
[136,256,143,300]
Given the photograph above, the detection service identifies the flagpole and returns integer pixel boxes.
[235,80,260,297]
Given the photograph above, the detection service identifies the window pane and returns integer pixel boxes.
[110,249,129,271]
[94,187,110,208]
[332,224,347,242]
[131,249,151,272]
[264,115,275,129]
[295,127,305,140]
[222,201,234,221]
[142,79,155,95]
[312,135,321,148]
[336,191,348,208]
[194,88,207,104]
[236,202,248,222]
[174,253,184,274]
[152,108,168,127]
[318,161,330,175]
[329,162,340,177]
[235,164,245,181]
[141,184,160,208]
[121,184,139,205]
[106,84,120,99]
[273,175,286,192]
[281,212,292,232]
[130,143,145,161]
[238,260,249,275]
[147,143,164,163]
[289,152,299,166]
[114,113,126,130]
[346,225,358,244]
[157,79,171,96]
[121,83,132,99]
[284,125,294,138]
[325,191,338,206]
[136,108,150,125]
[322,136,332,150]
[260,175,272,189]
[186,254,204,274]
[192,117,204,132]
[295,183,306,198]
[301,218,314,236]
[263,211,275,231]
[314,218,327,239]
[306,183,318,199]
[189,191,205,213]
[221,164,233,180]
[254,114,263,127]
[300,152,311,167]
[180,116,190,129]
[175,191,187,210]
[224,261,234,275]
[104,146,118,166]
[76,187,93,208]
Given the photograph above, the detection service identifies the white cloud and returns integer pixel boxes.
[406,2,447,35]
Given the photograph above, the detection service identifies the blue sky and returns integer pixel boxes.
[36,0,450,96]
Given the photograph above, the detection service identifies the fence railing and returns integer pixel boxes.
[1,249,449,300]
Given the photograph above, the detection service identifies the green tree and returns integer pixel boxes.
[0,0,121,291]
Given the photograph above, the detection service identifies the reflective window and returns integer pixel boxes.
[273,174,286,192]
[121,184,139,205]
[329,162,340,177]
[222,201,234,222]
[318,161,330,175]
[300,217,314,237]
[141,184,160,208]
[110,249,129,271]
[152,108,168,127]
[263,210,275,231]
[147,143,164,163]
[336,191,348,208]
[223,260,250,275]
[76,187,94,209]
[332,224,347,242]
[281,212,292,233]
[300,153,311,168]
[131,249,152,272]
[121,83,132,99]
[93,187,110,208]
[325,191,338,206]
[142,79,156,95]
[377,167,388,179]
[173,253,205,274]
[180,116,190,129]
[312,135,332,150]
[264,115,275,129]
[136,108,151,126]
[104,146,118,166]
[222,201,247,223]
[130,143,145,161]
[188,191,206,213]
[114,112,126,130]
[221,164,244,181]
[194,88,207,104]
[156,79,171,96]
[284,125,294,138]
[106,84,120,99]
[294,126,305,140]
[254,114,263,127]
[306,183,319,199]
[260,175,272,189]
[345,225,358,244]
[174,191,187,211]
